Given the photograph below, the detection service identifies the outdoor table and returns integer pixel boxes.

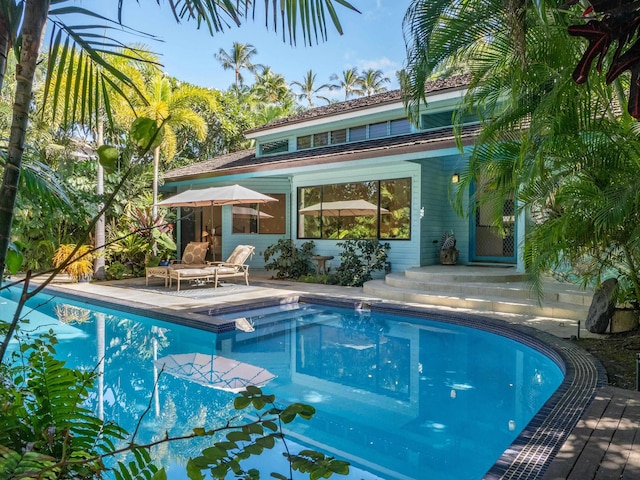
[146,266,169,286]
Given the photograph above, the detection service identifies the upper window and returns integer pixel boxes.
[232,194,286,234]
[260,140,289,156]
[313,132,329,147]
[390,118,411,135]
[297,135,311,150]
[330,129,347,144]
[349,126,367,142]
[369,122,387,139]
[297,178,411,240]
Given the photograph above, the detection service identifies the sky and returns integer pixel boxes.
[89,0,413,99]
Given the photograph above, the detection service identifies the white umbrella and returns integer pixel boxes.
[156,184,278,207]
[299,199,390,217]
[155,353,276,393]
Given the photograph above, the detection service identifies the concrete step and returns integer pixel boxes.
[362,279,590,321]
[384,273,592,306]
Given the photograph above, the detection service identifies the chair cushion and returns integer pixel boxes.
[216,266,238,275]
[181,242,209,265]
[225,245,255,265]
[172,267,216,277]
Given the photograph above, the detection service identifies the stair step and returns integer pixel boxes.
[362,280,589,321]
[384,274,592,306]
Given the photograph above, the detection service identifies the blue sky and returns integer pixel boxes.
[98,0,413,97]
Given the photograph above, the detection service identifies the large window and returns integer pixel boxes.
[297,179,411,240]
[232,194,286,234]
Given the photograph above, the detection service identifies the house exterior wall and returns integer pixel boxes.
[418,154,471,265]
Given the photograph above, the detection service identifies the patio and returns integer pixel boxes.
[29,266,640,479]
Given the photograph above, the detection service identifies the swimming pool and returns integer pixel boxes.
[1,287,583,479]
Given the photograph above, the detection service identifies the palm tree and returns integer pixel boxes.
[252,66,293,105]
[0,0,360,282]
[291,70,332,107]
[330,67,364,101]
[360,68,390,96]
[134,73,214,220]
[214,42,261,91]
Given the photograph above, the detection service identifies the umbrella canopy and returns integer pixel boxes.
[299,199,390,217]
[154,353,276,393]
[156,184,278,207]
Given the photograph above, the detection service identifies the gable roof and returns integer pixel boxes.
[244,75,472,135]
[164,123,480,183]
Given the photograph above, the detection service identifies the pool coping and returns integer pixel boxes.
[38,283,607,479]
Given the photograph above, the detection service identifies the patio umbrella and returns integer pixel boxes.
[299,199,389,217]
[154,353,276,393]
[156,184,278,207]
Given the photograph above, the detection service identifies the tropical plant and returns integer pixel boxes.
[134,73,216,220]
[252,66,296,108]
[0,0,360,284]
[291,69,332,107]
[264,239,316,279]
[51,243,94,280]
[359,68,390,96]
[333,239,390,287]
[0,327,350,479]
[401,0,640,296]
[214,42,262,91]
[330,67,364,101]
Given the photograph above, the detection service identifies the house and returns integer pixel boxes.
[162,75,522,273]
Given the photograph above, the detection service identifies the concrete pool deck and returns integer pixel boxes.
[10,269,638,479]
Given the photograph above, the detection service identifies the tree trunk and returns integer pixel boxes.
[0,7,10,93]
[0,0,50,284]
[152,145,160,221]
[94,116,106,280]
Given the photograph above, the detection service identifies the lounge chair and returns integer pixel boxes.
[145,241,209,286]
[168,245,255,291]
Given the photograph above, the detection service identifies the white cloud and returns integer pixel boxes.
[356,57,403,87]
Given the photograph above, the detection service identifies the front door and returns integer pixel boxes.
[471,189,516,263]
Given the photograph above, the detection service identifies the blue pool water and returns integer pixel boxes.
[1,289,564,479]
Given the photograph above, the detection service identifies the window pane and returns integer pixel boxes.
[313,132,329,147]
[259,194,286,234]
[380,178,411,239]
[297,135,311,150]
[261,139,289,155]
[320,181,378,239]
[298,186,322,239]
[232,203,259,234]
[369,122,387,138]
[330,129,347,144]
[349,126,366,142]
[420,111,453,130]
[390,118,411,135]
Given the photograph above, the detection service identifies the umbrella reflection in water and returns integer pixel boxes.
[155,353,275,393]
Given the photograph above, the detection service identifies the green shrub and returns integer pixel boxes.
[297,273,334,284]
[334,240,390,287]
[264,239,315,279]
[105,260,127,280]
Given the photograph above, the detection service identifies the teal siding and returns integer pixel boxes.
[418,154,470,265]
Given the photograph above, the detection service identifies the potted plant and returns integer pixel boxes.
[52,244,94,282]
[439,230,459,265]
